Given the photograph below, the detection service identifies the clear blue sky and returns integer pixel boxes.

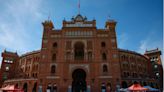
[0,0,163,65]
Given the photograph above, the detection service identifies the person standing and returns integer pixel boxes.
[46,84,51,92]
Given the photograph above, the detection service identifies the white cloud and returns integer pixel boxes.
[0,22,28,52]
[5,0,43,21]
[138,33,163,67]
[0,0,43,51]
[138,31,163,54]
[0,0,44,66]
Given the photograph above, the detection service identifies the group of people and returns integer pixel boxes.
[46,84,57,92]
[101,83,112,92]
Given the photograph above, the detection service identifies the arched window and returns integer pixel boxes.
[103,65,108,72]
[32,73,35,77]
[127,72,130,77]
[135,73,138,78]
[74,42,84,60]
[66,52,71,60]
[52,54,56,61]
[124,72,126,77]
[35,73,37,78]
[132,73,134,77]
[123,55,126,60]
[102,53,107,60]
[53,42,57,48]
[88,52,92,60]
[36,65,38,70]
[101,42,106,47]
[51,65,56,74]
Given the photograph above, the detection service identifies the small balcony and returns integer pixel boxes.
[74,56,84,60]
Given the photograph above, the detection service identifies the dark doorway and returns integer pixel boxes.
[72,69,86,92]
[143,82,147,86]
[23,83,28,92]
[121,81,128,88]
[74,42,84,60]
[15,83,18,88]
[150,82,154,88]
[32,82,37,92]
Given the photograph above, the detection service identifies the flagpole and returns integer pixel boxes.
[78,0,80,14]
[48,12,50,21]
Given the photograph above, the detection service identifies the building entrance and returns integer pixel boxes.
[72,69,87,92]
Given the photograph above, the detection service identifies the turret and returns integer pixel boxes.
[144,48,163,91]
[105,19,117,31]
[42,20,54,39]
[42,20,54,30]
[1,50,19,81]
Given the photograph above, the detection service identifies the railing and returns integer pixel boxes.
[74,56,84,60]
[4,78,38,83]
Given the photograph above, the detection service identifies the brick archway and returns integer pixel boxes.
[72,69,87,92]
[23,83,28,92]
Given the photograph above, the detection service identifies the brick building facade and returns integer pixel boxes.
[144,49,163,91]
[0,14,163,92]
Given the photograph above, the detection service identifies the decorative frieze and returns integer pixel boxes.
[65,31,93,37]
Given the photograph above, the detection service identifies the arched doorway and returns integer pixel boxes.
[121,81,128,88]
[15,83,18,88]
[72,69,86,92]
[32,82,37,92]
[74,42,84,60]
[150,82,154,88]
[23,83,28,92]
[143,82,147,86]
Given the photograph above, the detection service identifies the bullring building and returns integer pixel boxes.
[0,14,163,92]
